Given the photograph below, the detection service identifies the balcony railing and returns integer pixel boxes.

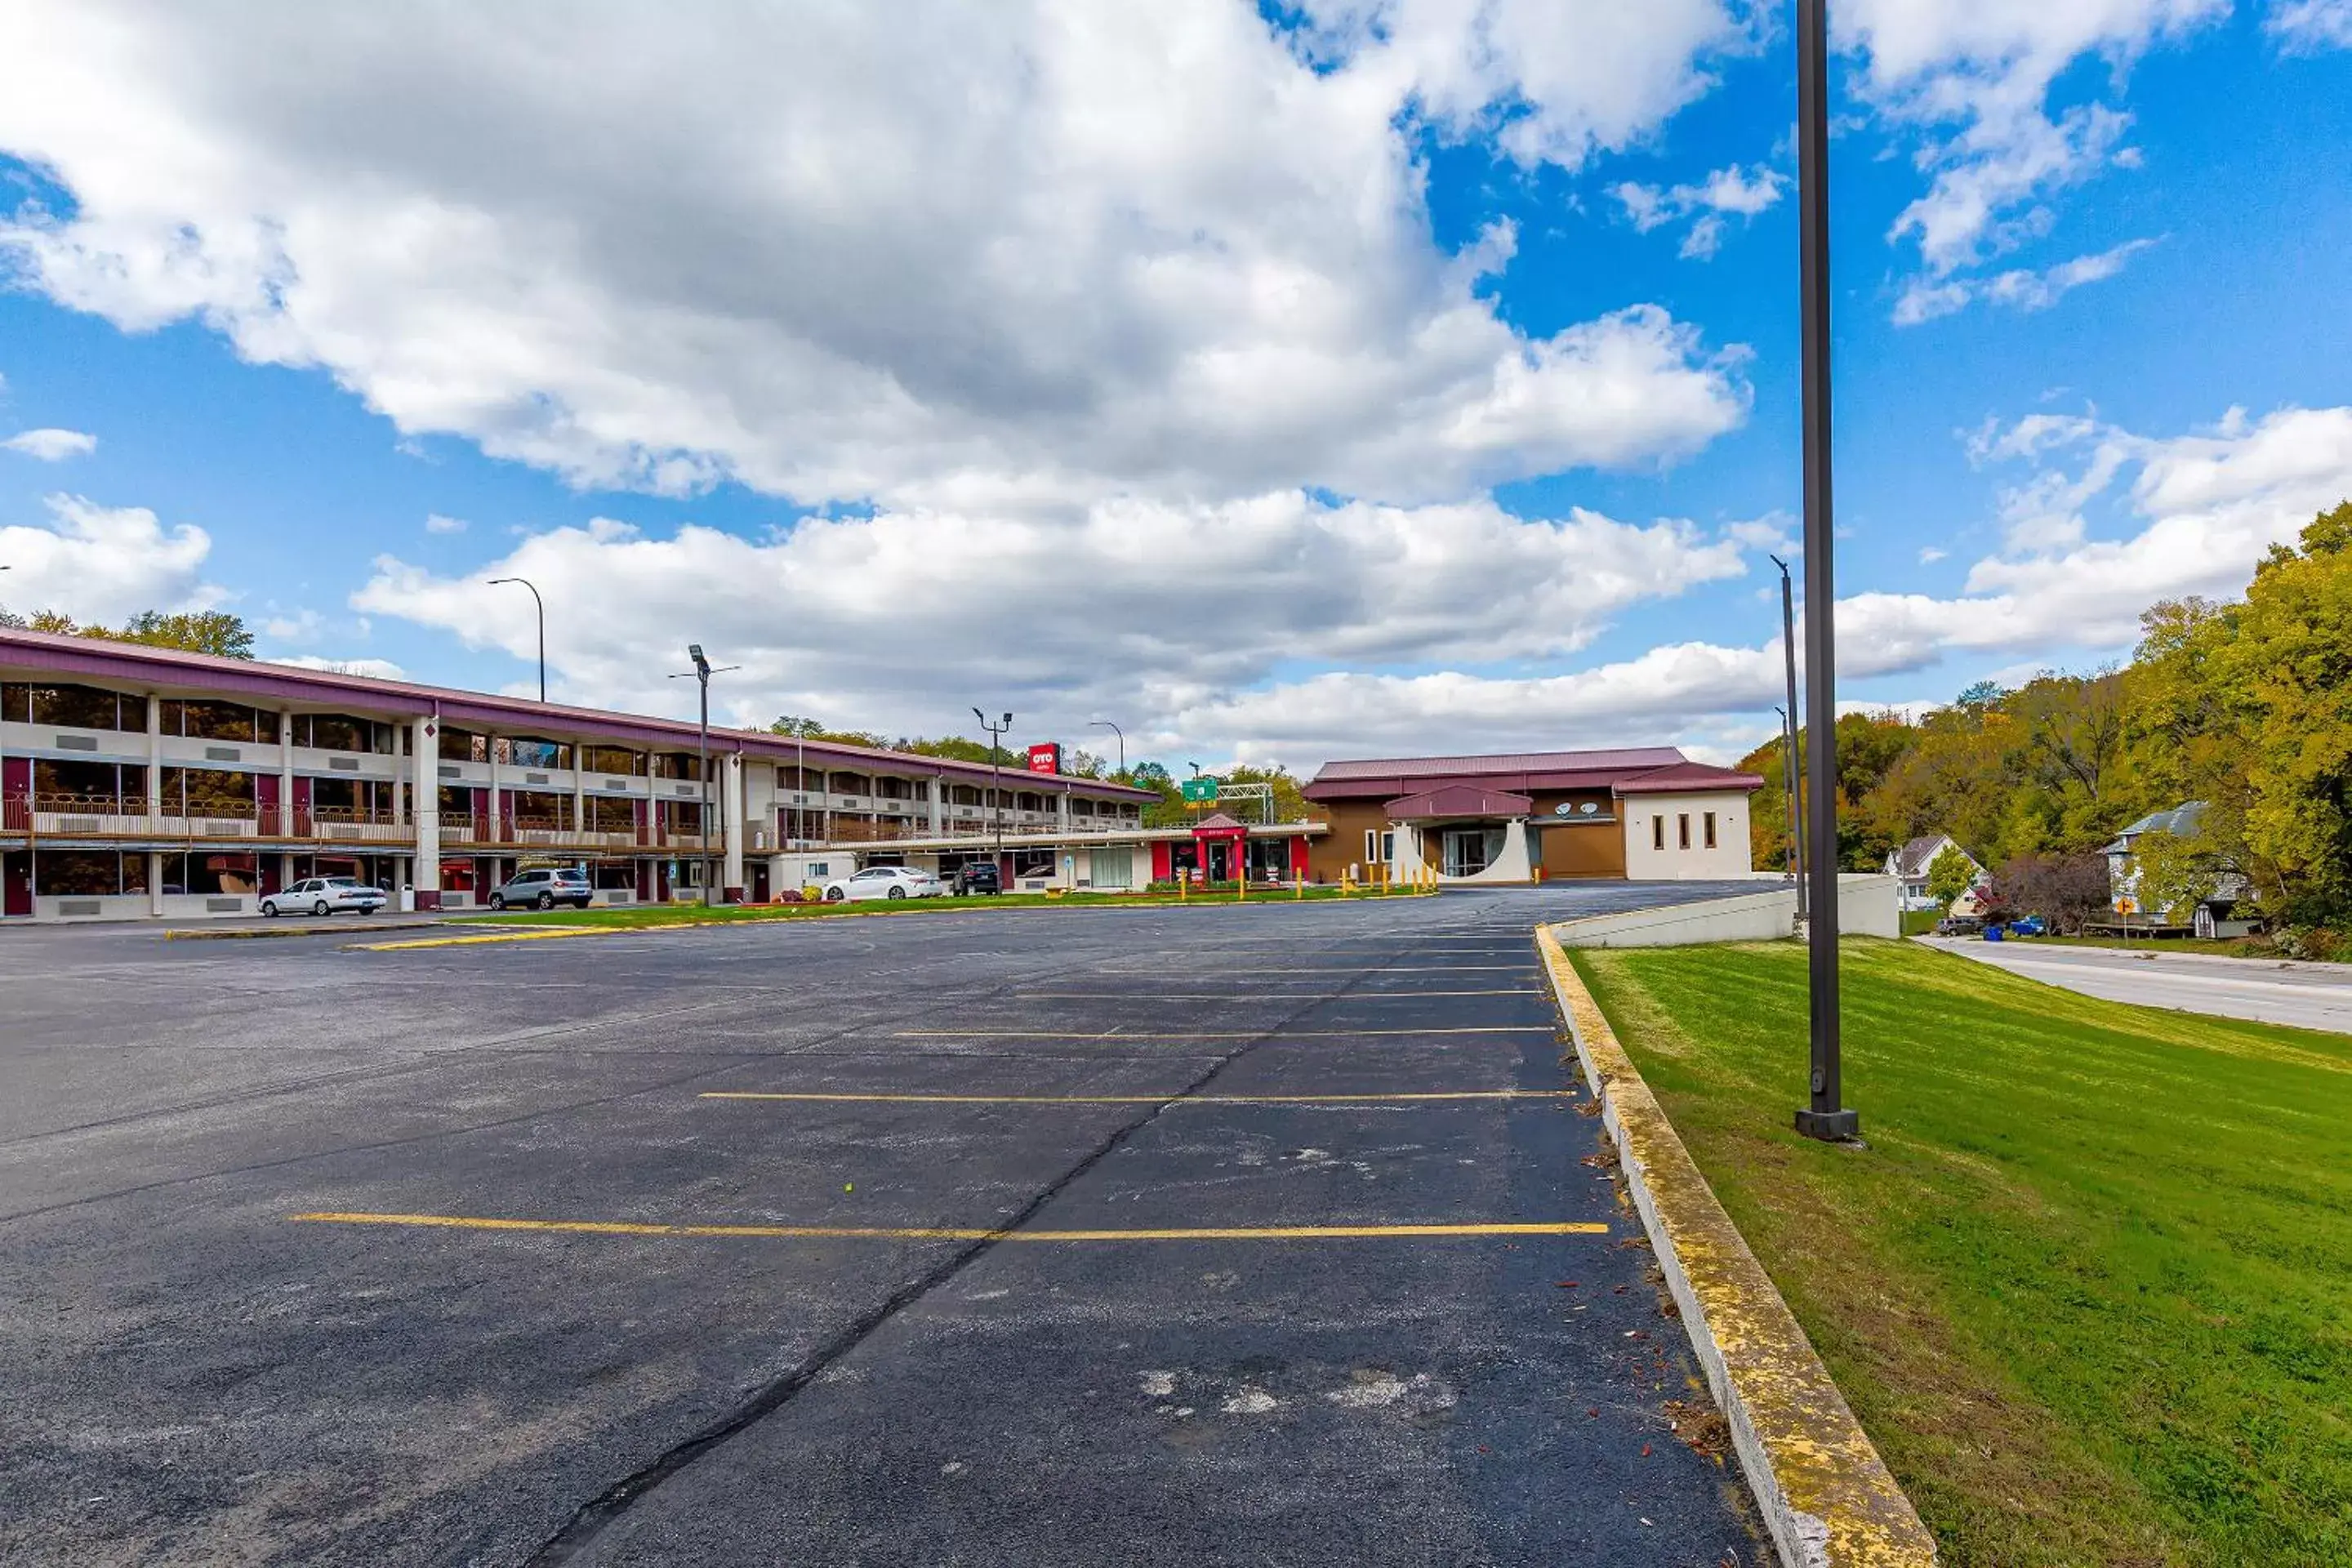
[9,794,261,840]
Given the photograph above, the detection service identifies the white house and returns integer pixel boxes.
[1885,833,1981,911]
[2102,802,2256,936]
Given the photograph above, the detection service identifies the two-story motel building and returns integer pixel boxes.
[1,629,1763,921]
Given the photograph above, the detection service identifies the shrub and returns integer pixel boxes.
[1992,852,2112,934]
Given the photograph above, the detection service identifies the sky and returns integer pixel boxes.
[1,0,2347,771]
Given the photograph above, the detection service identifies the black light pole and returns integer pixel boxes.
[974,708,1012,867]
[1770,555,1807,920]
[488,577,546,702]
[1794,0,1857,1143]
[671,645,737,906]
[1088,719,1125,777]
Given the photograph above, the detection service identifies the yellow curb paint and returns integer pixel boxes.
[290,1211,1606,1243]
[1536,927,1938,1567]
[697,1090,1576,1105]
[890,1027,1555,1040]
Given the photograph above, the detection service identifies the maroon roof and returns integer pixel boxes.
[1304,746,1690,802]
[0,627,1155,799]
[1385,786,1534,822]
[1614,761,1766,795]
[1192,812,1250,832]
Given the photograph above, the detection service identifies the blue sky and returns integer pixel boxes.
[2,2,2347,768]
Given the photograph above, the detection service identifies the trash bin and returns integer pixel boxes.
[399,885,415,914]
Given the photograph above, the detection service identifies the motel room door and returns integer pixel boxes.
[2,852,30,917]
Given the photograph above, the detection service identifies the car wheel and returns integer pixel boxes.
[488,893,506,911]
[313,900,332,917]
[536,892,555,910]
[261,901,278,918]
[888,885,906,899]
[824,886,844,902]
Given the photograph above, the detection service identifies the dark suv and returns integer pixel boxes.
[488,867,595,911]
[950,860,1002,896]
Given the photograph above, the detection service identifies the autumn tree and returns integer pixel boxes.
[1925,843,1976,905]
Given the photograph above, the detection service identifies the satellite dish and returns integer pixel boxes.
[1553,803,1573,817]
[1579,802,1598,815]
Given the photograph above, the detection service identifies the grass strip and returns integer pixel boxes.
[1568,937,2352,1567]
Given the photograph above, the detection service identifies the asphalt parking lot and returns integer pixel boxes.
[0,884,1766,1566]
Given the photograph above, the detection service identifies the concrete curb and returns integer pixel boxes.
[164,919,448,942]
[1535,925,1937,1568]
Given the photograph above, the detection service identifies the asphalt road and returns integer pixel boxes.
[1,884,1767,1566]
[1917,935,2352,1035]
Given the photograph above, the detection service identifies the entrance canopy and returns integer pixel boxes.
[1384,786,1533,822]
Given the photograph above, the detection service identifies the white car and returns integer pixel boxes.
[261,875,389,918]
[821,866,946,902]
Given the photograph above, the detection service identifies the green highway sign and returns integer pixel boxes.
[1181,777,1220,804]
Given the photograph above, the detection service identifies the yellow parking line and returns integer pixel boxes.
[697,1089,1575,1105]
[290,1211,1606,1242]
[891,1027,1555,1040]
[1013,989,1540,1000]
[349,928,603,951]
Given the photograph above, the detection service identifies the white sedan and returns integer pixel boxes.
[261,875,388,917]
[821,866,946,902]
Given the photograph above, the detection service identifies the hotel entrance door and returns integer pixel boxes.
[1441,828,1490,878]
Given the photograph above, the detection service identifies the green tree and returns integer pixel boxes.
[1926,842,1976,906]
[2129,829,2230,925]
[769,715,889,748]
[108,610,256,659]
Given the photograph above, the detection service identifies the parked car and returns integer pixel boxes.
[949,861,1002,897]
[488,867,595,911]
[261,875,387,918]
[822,866,946,902]
[1934,915,1984,937]
[2007,915,2047,938]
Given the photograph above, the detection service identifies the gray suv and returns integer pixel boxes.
[488,867,595,911]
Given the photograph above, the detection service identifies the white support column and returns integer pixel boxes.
[145,694,162,822]
[147,850,164,917]
[928,775,944,833]
[722,751,746,898]
[412,715,441,908]
[279,708,296,835]
[572,748,586,840]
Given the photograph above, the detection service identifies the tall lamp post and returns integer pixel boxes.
[672,645,738,906]
[1769,555,1807,921]
[974,708,1012,869]
[487,577,546,703]
[1794,0,1857,1143]
[1088,719,1125,778]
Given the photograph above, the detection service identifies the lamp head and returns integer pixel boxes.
[687,644,709,676]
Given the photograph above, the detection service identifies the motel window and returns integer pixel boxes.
[439,728,489,764]
[1704,812,1718,849]
[159,852,258,897]
[158,768,256,819]
[584,746,640,776]
[1381,831,1395,863]
[653,753,705,782]
[1678,813,1691,850]
[502,737,572,770]
[16,683,136,731]
[34,850,127,896]
[34,758,138,806]
[589,796,636,832]
[1652,816,1664,852]
[163,700,268,742]
[1364,829,1379,863]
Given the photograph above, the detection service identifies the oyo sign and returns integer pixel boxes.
[1026,743,1062,775]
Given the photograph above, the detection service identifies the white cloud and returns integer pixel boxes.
[2268,0,2352,51]
[1893,238,2155,325]
[1611,163,1784,260]
[268,654,407,680]
[0,494,220,624]
[3,427,97,460]
[354,490,1748,749]
[0,3,1752,511]
[1169,403,2352,760]
[424,512,468,535]
[1918,546,1948,564]
[1840,0,2224,313]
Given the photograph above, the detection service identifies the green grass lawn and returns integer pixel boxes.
[1900,907,1942,936]
[455,885,1370,928]
[1570,937,2352,1567]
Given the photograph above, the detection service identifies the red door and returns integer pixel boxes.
[3,853,31,917]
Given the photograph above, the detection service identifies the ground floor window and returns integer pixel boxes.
[1704,812,1717,849]
[161,853,259,896]
[439,858,479,893]
[33,850,148,895]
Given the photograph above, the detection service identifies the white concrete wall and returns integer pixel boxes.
[1551,875,1900,949]
[1620,791,1753,880]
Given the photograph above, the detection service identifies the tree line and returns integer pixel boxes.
[1743,500,2352,935]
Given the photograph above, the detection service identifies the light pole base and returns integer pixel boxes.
[1794,1107,1860,1142]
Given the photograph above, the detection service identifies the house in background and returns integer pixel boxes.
[2103,801,2257,937]
[1886,832,1981,911]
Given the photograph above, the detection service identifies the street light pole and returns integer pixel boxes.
[1794,0,1857,1143]
[1088,719,1125,778]
[1770,555,1807,921]
[487,577,546,703]
[974,708,1012,870]
[671,645,737,907]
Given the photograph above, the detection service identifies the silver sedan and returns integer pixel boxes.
[820,866,945,902]
[261,876,388,917]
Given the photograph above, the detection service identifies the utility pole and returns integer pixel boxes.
[671,645,737,906]
[974,708,1012,870]
[1794,0,1857,1143]
[1770,555,1807,920]
[488,577,545,703]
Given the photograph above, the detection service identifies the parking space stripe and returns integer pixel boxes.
[348,929,601,951]
[289,1211,1607,1242]
[697,1089,1575,1105]
[1010,988,1542,1000]
[890,1027,1556,1039]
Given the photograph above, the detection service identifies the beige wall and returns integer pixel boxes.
[1620,791,1753,880]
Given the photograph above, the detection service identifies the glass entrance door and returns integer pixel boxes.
[1441,828,1490,878]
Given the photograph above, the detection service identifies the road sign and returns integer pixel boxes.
[1180,777,1219,804]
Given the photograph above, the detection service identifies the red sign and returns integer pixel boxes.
[1026,743,1062,775]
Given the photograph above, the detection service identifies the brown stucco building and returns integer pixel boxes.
[1302,747,1765,884]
